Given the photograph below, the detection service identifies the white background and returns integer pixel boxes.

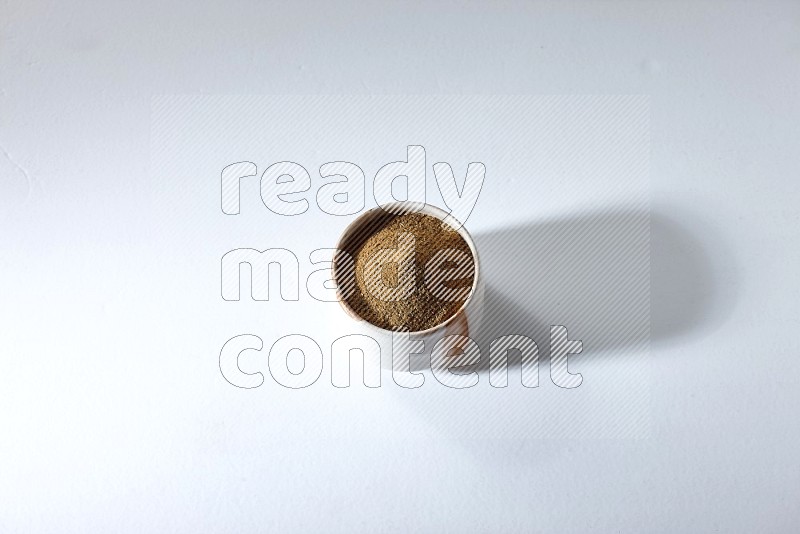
[2,1,799,532]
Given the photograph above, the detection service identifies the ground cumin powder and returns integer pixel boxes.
[337,211,475,331]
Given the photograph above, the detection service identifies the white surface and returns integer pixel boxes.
[1,1,799,532]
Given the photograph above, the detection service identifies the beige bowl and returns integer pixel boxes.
[332,202,484,371]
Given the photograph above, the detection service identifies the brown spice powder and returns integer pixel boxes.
[337,211,475,331]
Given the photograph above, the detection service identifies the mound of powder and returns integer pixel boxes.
[339,212,475,331]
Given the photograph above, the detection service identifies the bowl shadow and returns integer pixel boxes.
[464,204,737,374]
